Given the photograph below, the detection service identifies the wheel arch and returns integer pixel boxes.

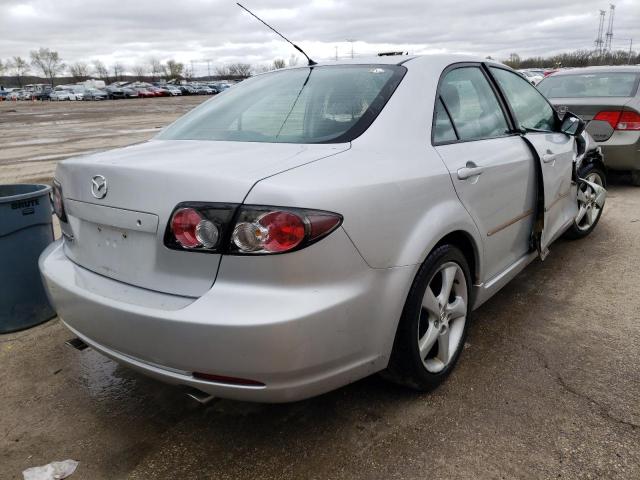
[433,230,480,285]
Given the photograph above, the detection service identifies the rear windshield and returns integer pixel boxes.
[158,65,406,144]
[538,72,640,98]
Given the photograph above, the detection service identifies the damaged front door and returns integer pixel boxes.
[488,66,578,257]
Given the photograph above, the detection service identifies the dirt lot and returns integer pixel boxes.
[0,96,207,185]
[1,98,639,479]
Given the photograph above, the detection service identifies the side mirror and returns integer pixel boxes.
[560,112,586,136]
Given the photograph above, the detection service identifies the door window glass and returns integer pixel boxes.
[438,67,509,141]
[433,97,457,143]
[490,67,556,132]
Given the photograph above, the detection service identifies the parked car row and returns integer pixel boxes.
[2,81,234,102]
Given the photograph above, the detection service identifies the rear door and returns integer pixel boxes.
[433,64,537,281]
[489,66,577,252]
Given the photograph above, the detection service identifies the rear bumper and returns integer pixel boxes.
[599,131,640,171]
[39,233,414,402]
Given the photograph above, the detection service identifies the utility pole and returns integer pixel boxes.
[205,59,212,81]
[190,60,196,80]
[346,39,355,59]
[335,46,338,61]
[629,38,634,65]
[595,9,606,57]
[604,4,616,53]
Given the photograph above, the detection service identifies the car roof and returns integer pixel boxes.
[549,65,640,76]
[312,53,490,68]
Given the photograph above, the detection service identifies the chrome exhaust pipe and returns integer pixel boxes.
[65,337,89,351]
[185,387,215,404]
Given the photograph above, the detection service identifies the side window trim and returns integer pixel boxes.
[436,95,459,140]
[484,63,559,134]
[431,62,517,146]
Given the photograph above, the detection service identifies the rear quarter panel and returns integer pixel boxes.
[245,57,483,278]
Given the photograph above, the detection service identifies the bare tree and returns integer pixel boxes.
[112,62,125,82]
[92,59,109,81]
[288,54,299,67]
[30,47,65,86]
[149,57,163,81]
[215,65,230,77]
[228,63,252,77]
[164,59,184,80]
[9,56,30,87]
[183,64,194,81]
[0,59,6,77]
[69,61,90,82]
[253,64,272,74]
[273,58,286,69]
[132,64,146,81]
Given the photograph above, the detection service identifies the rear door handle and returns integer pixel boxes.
[542,153,556,164]
[457,165,484,180]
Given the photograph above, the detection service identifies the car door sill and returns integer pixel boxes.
[472,251,538,310]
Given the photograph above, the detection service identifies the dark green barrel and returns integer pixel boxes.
[0,184,55,333]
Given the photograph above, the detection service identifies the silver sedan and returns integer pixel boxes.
[40,55,606,403]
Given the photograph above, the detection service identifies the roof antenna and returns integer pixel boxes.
[236,3,317,66]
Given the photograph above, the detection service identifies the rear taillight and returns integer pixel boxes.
[593,110,640,131]
[164,203,342,255]
[51,180,67,222]
[617,111,640,130]
[170,208,220,249]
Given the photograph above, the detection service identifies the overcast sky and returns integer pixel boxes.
[1,0,638,75]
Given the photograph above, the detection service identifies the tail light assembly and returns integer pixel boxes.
[51,179,67,223]
[164,203,342,255]
[593,110,640,131]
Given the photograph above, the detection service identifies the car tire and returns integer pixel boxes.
[631,170,640,187]
[383,244,472,391]
[565,162,606,239]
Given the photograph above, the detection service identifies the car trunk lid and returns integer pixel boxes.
[57,139,349,297]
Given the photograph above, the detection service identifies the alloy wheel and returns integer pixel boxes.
[417,262,468,373]
[575,172,604,231]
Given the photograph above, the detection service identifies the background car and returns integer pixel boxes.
[83,88,108,100]
[105,85,127,99]
[121,87,139,98]
[132,87,155,98]
[165,86,182,96]
[517,69,543,85]
[49,89,77,101]
[538,66,640,185]
[148,86,169,96]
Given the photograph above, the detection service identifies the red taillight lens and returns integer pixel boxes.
[593,110,622,129]
[171,208,221,250]
[231,207,342,254]
[171,208,203,248]
[617,111,640,130]
[593,110,640,130]
[259,211,306,252]
[51,180,67,222]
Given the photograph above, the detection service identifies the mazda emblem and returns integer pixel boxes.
[91,175,108,199]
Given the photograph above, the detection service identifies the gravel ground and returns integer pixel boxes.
[0,98,638,479]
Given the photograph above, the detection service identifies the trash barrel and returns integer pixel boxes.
[0,184,56,333]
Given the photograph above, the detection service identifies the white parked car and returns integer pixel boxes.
[165,86,182,96]
[49,89,77,101]
[518,69,544,85]
[40,55,606,403]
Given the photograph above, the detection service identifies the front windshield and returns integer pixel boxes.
[538,72,640,98]
[158,65,406,143]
